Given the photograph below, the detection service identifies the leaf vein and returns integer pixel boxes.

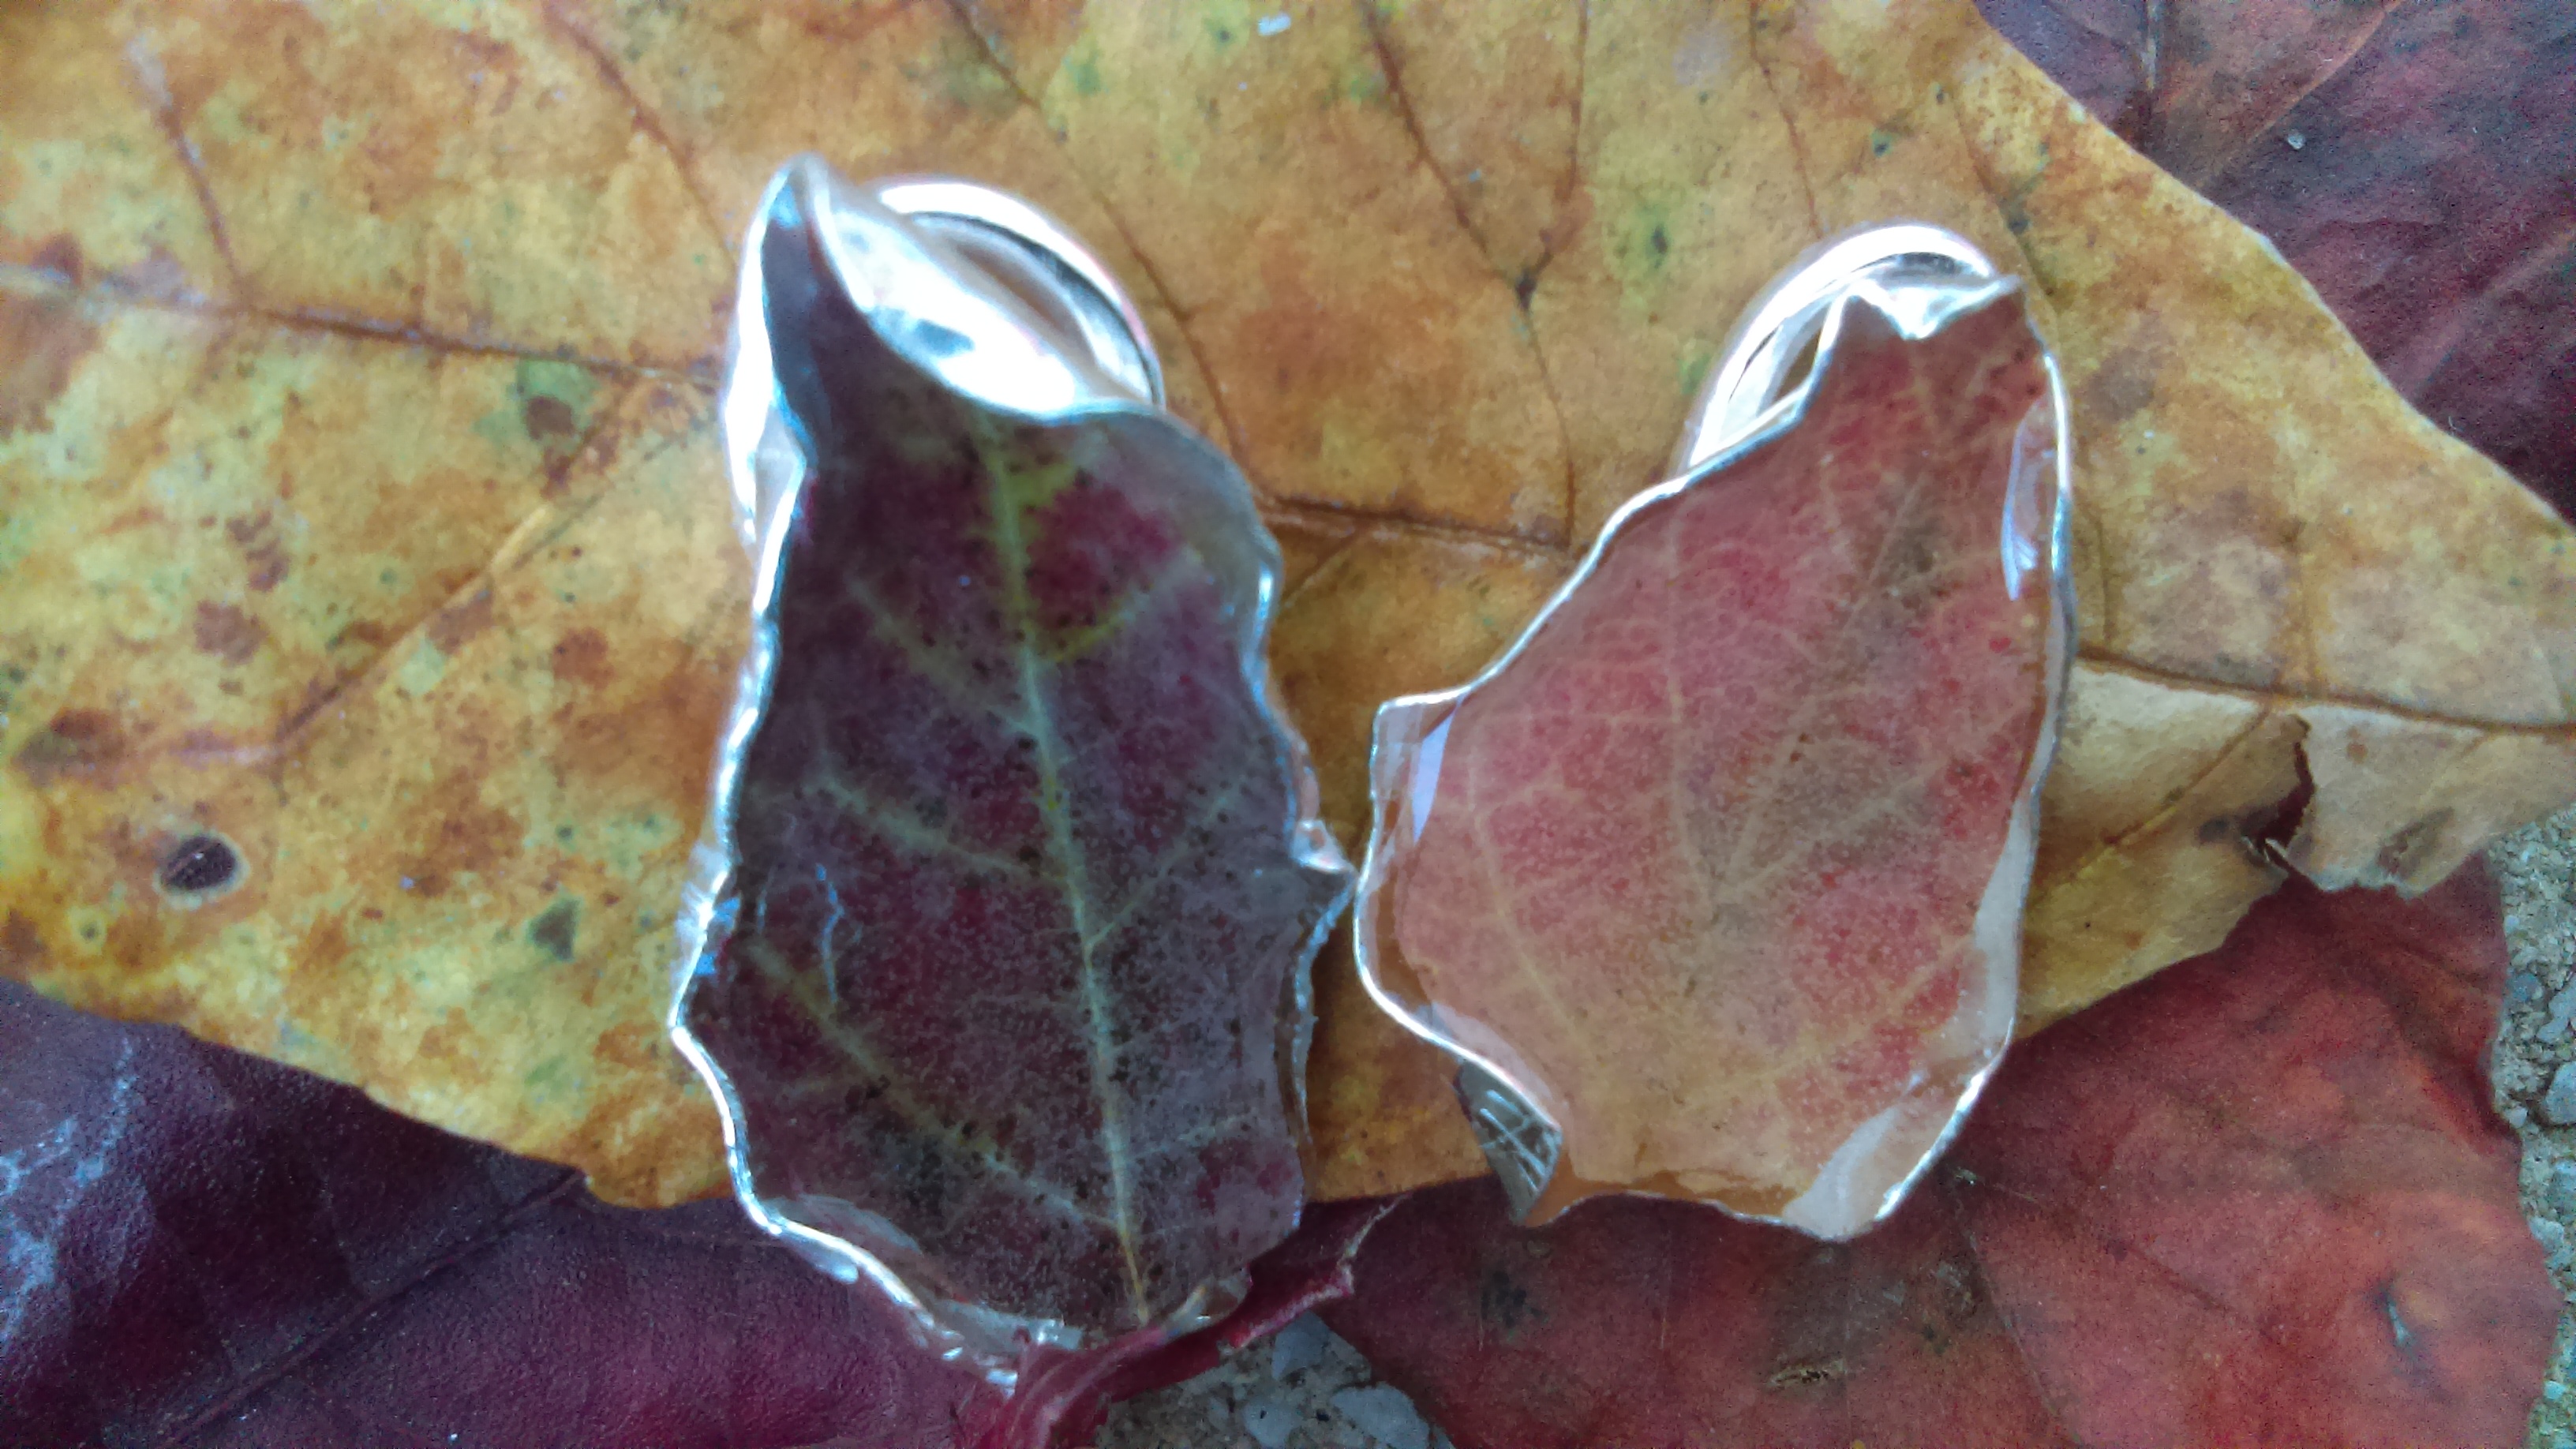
[982,429,1155,1324]
[735,936,1116,1231]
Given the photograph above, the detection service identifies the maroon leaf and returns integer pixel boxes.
[1323,866,2554,1448]
[0,979,1005,1449]
[679,167,1349,1346]
[980,1196,1406,1449]
[1977,0,2576,508]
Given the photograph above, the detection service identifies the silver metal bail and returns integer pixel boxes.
[867,178,1166,409]
[1675,223,2003,474]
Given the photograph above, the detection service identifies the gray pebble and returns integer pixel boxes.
[2545,1062,2576,1126]
[1241,1395,1298,1449]
[1271,1312,1330,1380]
[2536,1217,2574,1274]
[2515,972,2548,1008]
[2546,985,2576,1042]
[1333,1385,1432,1449]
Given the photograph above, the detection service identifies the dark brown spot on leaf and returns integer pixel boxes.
[528,898,579,962]
[193,601,268,665]
[395,771,522,900]
[227,512,292,593]
[30,234,84,286]
[415,1005,475,1065]
[2376,808,2455,884]
[523,392,578,440]
[1479,1264,1536,1333]
[159,833,242,895]
[425,587,496,654]
[2076,320,2166,427]
[0,289,98,439]
[13,709,125,788]
[244,544,291,593]
[549,627,612,686]
[0,911,47,981]
[335,618,397,650]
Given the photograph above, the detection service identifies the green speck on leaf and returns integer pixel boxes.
[1608,200,1679,292]
[934,32,1021,118]
[525,1056,570,1094]
[1998,163,2047,238]
[1063,41,1104,96]
[1676,340,1717,399]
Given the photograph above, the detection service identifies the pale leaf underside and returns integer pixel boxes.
[1367,298,2053,1234]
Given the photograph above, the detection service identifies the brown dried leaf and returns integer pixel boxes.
[3,0,2568,1209]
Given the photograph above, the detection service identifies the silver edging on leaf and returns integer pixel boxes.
[667,155,1351,1381]
[1350,222,2078,1232]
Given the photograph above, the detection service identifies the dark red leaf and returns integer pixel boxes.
[0,979,1005,1449]
[1978,0,2576,508]
[680,171,1348,1344]
[980,1196,1406,1449]
[1322,867,2554,1448]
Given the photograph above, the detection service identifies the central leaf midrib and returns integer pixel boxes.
[983,441,1154,1327]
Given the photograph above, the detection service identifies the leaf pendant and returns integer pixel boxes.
[672,158,1352,1367]
[1355,227,2073,1237]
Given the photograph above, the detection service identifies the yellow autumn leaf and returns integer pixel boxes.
[3,0,2567,1208]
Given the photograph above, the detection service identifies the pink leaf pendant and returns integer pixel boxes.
[1355,227,2072,1236]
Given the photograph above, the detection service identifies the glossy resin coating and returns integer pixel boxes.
[1356,230,2072,1236]
[672,159,1350,1368]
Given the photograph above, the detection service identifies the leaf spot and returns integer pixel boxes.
[526,899,579,963]
[1765,1358,1847,1391]
[159,833,242,897]
[522,392,577,441]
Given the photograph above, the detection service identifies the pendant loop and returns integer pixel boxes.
[869,177,1165,408]
[1676,223,2005,474]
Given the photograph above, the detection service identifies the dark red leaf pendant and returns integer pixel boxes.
[672,158,1350,1369]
